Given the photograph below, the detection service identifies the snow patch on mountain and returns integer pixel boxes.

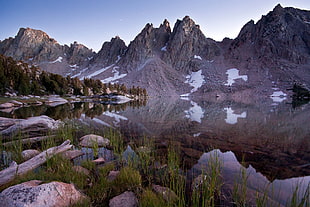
[71,68,88,78]
[184,70,205,94]
[86,64,114,79]
[224,68,248,86]
[194,55,202,60]
[50,56,63,63]
[101,67,127,83]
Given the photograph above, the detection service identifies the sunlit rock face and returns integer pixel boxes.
[0,5,309,96]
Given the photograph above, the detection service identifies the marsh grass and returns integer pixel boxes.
[287,182,310,207]
[192,150,223,207]
[2,123,310,207]
[140,189,167,207]
[232,158,250,207]
[162,144,186,206]
[106,128,124,155]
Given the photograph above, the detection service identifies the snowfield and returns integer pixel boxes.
[224,68,248,86]
[184,70,205,94]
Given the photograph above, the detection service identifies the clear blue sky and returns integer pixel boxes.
[1,0,309,52]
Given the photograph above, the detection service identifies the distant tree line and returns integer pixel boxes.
[0,54,148,97]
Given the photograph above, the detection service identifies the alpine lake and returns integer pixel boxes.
[0,95,309,206]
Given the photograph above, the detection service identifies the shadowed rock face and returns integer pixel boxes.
[0,5,309,96]
[228,4,310,65]
[92,36,127,66]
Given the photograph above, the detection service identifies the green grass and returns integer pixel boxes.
[192,150,223,207]
[2,123,309,207]
[140,189,167,207]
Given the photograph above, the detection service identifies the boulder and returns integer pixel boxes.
[0,102,14,109]
[107,170,120,182]
[9,100,24,107]
[72,166,90,176]
[0,115,63,136]
[79,134,110,148]
[109,191,138,207]
[92,157,106,165]
[152,184,178,203]
[0,180,86,207]
[21,149,40,161]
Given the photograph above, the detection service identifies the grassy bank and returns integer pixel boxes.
[0,123,309,207]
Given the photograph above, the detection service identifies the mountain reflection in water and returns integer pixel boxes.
[1,96,309,203]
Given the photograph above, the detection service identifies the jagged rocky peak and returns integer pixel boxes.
[65,41,94,65]
[119,19,172,71]
[165,16,221,72]
[0,27,63,62]
[229,4,310,64]
[92,36,127,66]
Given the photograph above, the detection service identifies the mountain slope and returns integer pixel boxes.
[0,4,309,98]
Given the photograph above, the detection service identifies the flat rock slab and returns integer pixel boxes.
[9,100,24,106]
[0,180,86,207]
[0,102,14,109]
[61,150,84,160]
[0,115,63,136]
[79,134,110,148]
[109,191,138,207]
[21,149,41,161]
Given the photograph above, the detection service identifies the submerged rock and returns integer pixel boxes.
[79,134,110,148]
[21,149,40,161]
[61,150,84,160]
[109,191,138,207]
[0,115,63,136]
[0,180,86,207]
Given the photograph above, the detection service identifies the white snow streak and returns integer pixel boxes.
[50,57,63,63]
[71,68,88,78]
[194,55,202,60]
[224,107,247,125]
[86,64,114,79]
[224,68,248,86]
[101,67,127,83]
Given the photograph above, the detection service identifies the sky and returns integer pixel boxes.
[1,0,310,52]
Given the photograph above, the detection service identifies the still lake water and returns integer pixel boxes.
[1,96,309,205]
